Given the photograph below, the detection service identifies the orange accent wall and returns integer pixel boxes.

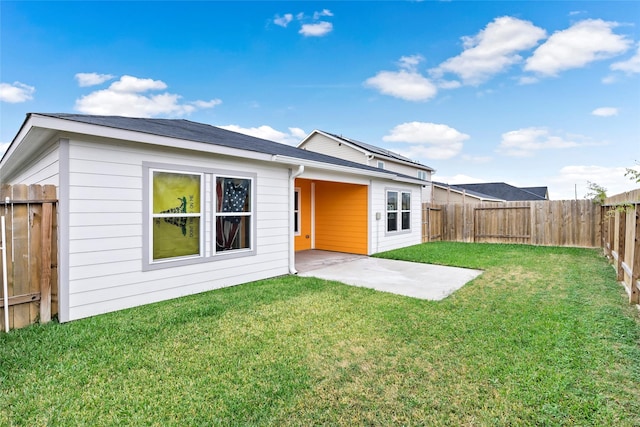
[294,179,312,251]
[314,181,368,255]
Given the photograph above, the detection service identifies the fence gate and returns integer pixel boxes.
[473,206,532,244]
[422,204,443,242]
[0,184,57,332]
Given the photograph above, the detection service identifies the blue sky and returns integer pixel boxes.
[1,1,639,199]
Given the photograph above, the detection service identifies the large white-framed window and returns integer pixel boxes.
[215,175,253,253]
[386,189,411,233]
[151,169,204,262]
[143,163,257,270]
[294,187,301,236]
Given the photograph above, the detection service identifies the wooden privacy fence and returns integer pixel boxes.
[601,189,640,304]
[0,184,57,332]
[422,200,601,247]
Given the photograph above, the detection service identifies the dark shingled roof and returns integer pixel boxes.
[521,186,548,199]
[321,131,434,171]
[39,113,400,176]
[453,182,548,201]
[433,181,504,201]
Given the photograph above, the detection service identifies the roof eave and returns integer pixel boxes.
[20,114,275,162]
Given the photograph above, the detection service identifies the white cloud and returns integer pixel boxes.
[75,72,115,87]
[498,127,588,157]
[219,125,306,146]
[431,16,546,85]
[192,99,223,108]
[274,13,293,28]
[365,55,438,101]
[110,75,167,92]
[276,9,334,37]
[610,42,640,74]
[299,21,333,37]
[549,165,640,200]
[525,19,631,76]
[398,54,424,71]
[591,107,618,117]
[313,9,333,19]
[383,122,470,160]
[0,82,35,103]
[366,70,437,102]
[75,75,221,117]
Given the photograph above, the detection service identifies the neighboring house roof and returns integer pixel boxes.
[433,181,505,202]
[3,113,425,185]
[453,182,548,201]
[299,129,435,172]
[520,186,549,199]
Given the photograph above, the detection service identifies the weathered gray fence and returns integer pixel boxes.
[422,200,601,247]
[0,184,58,331]
[601,189,640,304]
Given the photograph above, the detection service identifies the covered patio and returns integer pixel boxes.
[295,250,482,300]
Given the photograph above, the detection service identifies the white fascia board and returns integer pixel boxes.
[271,154,397,179]
[273,154,428,186]
[300,129,370,157]
[392,176,430,186]
[296,129,321,148]
[372,154,435,172]
[26,114,275,162]
[0,115,37,168]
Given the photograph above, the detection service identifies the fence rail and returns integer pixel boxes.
[423,200,600,247]
[0,184,58,331]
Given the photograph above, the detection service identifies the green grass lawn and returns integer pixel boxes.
[2,242,639,426]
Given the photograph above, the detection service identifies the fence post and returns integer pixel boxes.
[617,209,626,282]
[631,205,640,304]
[40,202,53,323]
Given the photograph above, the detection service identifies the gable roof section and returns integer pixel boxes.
[300,129,435,172]
[453,182,548,201]
[433,181,504,202]
[521,186,548,199]
[2,113,425,185]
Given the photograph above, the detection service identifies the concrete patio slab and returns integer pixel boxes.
[296,250,482,300]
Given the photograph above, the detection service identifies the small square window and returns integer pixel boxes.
[294,188,301,235]
[386,190,411,233]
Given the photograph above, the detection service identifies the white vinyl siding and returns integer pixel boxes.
[65,138,290,321]
[369,181,422,254]
[373,158,430,181]
[299,134,366,163]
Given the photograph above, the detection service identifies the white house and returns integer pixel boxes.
[298,130,435,201]
[0,114,426,322]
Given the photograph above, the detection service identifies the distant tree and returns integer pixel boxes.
[585,181,607,204]
[625,161,640,183]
